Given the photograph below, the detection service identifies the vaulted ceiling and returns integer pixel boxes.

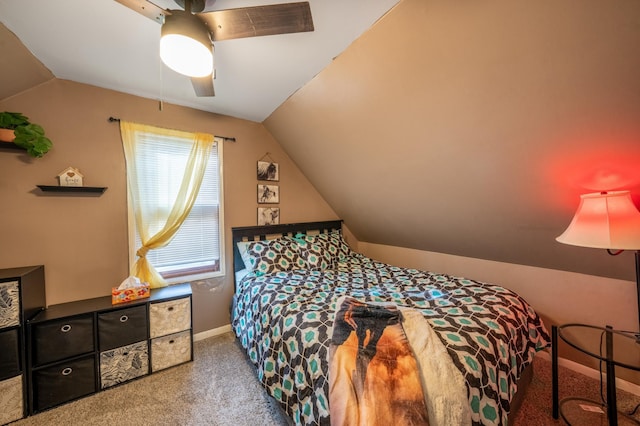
[0,0,398,122]
[2,0,640,282]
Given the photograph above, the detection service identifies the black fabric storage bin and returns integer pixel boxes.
[98,305,147,352]
[0,328,20,380]
[32,356,96,412]
[32,314,94,366]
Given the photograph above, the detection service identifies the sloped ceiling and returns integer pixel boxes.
[0,23,54,100]
[264,0,640,281]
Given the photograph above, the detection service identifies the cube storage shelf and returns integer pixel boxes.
[26,283,192,415]
[0,265,46,425]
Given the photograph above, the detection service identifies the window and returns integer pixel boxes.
[126,129,224,283]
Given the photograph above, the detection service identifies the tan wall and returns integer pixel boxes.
[0,79,337,333]
[359,241,640,385]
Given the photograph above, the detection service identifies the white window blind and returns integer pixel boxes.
[130,132,224,281]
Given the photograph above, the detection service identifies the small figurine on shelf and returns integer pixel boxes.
[57,166,84,187]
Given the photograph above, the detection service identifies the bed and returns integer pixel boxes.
[231,220,550,425]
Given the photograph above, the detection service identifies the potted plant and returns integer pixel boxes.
[0,111,53,158]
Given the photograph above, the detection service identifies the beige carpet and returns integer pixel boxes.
[513,353,640,425]
[15,333,288,426]
[14,332,640,425]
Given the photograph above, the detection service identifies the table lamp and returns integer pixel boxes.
[556,190,640,337]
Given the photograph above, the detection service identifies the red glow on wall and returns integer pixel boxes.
[546,141,640,192]
[557,153,640,191]
[544,133,640,211]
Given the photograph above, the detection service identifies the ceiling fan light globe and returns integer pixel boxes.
[160,34,213,77]
[160,10,213,78]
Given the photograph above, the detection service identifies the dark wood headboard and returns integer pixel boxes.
[231,220,343,276]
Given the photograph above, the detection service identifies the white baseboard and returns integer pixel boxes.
[536,351,640,396]
[194,324,232,341]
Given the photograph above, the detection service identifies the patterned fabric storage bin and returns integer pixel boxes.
[151,330,191,372]
[0,282,21,424]
[100,340,149,389]
[149,298,191,338]
[0,281,19,328]
[0,375,23,425]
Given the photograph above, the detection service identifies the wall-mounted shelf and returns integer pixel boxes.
[36,185,107,194]
[0,142,26,152]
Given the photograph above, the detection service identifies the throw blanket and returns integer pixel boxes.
[329,297,470,426]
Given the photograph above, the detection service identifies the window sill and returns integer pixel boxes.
[164,270,225,285]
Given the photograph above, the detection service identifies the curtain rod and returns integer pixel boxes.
[108,117,236,142]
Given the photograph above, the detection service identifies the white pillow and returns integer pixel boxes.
[236,240,255,271]
[235,268,249,284]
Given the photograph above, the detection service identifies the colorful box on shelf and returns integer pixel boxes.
[111,283,150,305]
[112,285,150,304]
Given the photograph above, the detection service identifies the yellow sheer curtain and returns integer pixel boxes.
[120,121,214,288]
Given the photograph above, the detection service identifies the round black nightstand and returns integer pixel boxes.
[552,324,640,425]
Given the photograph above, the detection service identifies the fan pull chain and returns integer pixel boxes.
[159,49,164,111]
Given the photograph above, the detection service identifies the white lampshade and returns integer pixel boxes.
[160,10,213,78]
[557,191,640,250]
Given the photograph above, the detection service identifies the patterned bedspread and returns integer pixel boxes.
[232,253,550,425]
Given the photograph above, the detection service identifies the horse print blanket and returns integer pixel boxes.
[329,297,428,425]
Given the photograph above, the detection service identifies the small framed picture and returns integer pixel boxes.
[257,161,279,181]
[258,184,279,204]
[258,207,280,226]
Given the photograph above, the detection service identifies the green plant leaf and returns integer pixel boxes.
[0,112,30,130]
[1,112,52,157]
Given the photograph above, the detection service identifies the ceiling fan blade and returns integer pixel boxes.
[114,0,168,23]
[197,2,314,42]
[191,74,215,97]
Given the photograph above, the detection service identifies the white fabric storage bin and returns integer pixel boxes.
[149,297,191,338]
[151,330,191,372]
[0,375,23,424]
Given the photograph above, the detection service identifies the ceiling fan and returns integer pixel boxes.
[115,0,314,96]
